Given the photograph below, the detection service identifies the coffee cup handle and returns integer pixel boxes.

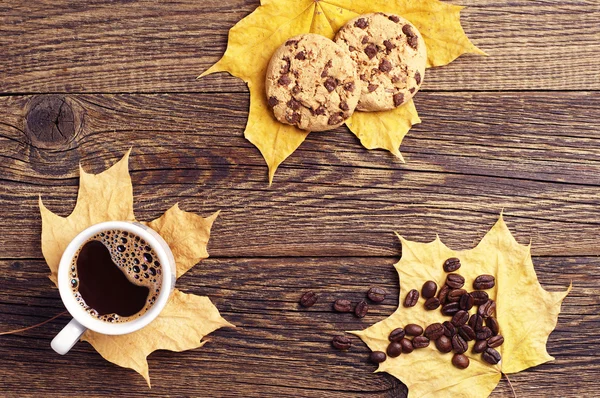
[51,318,87,355]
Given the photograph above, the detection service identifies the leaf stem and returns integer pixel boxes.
[0,311,68,336]
[502,372,517,398]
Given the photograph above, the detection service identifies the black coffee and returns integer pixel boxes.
[69,229,162,323]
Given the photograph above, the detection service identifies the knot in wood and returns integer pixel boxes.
[25,96,78,148]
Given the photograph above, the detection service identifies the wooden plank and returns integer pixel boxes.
[1,0,598,93]
[0,92,599,258]
[0,256,594,397]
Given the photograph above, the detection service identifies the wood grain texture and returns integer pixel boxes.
[1,0,599,396]
[1,0,599,93]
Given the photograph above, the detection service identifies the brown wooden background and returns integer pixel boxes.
[1,0,599,396]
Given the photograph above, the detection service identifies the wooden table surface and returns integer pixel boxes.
[1,0,599,396]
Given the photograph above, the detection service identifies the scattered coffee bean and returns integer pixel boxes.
[451,334,468,354]
[424,323,444,340]
[486,317,500,335]
[473,339,488,353]
[387,342,402,358]
[404,289,419,307]
[437,285,450,305]
[441,302,460,316]
[299,291,318,308]
[478,300,496,318]
[442,321,457,337]
[473,275,496,290]
[421,281,437,299]
[459,325,476,341]
[451,310,469,327]
[482,347,501,364]
[370,351,387,364]
[448,289,467,302]
[333,299,353,313]
[446,274,465,289]
[367,287,387,303]
[424,297,441,310]
[443,257,461,272]
[388,327,405,342]
[400,338,414,353]
[469,314,483,331]
[487,335,504,348]
[435,335,452,353]
[476,326,493,340]
[452,353,470,369]
[355,300,369,318]
[332,335,352,350]
[412,336,430,349]
[459,293,474,311]
[405,324,423,336]
[470,293,488,308]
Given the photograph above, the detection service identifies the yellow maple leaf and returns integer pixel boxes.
[39,151,233,386]
[352,215,571,397]
[200,0,484,183]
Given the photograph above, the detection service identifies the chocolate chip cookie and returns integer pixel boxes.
[265,34,361,132]
[335,13,427,112]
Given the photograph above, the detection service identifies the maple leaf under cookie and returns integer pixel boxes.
[39,151,233,386]
[352,215,571,397]
[201,0,483,183]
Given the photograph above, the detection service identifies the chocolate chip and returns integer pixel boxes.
[379,59,392,72]
[402,25,416,38]
[281,57,290,74]
[295,51,306,60]
[292,85,301,95]
[344,82,355,92]
[388,15,400,23]
[321,60,332,78]
[384,40,396,52]
[415,71,422,85]
[393,93,404,107]
[368,84,378,92]
[407,36,419,50]
[268,96,279,108]
[360,74,368,82]
[286,112,300,125]
[287,98,301,111]
[324,77,338,92]
[348,45,356,52]
[409,87,416,93]
[285,39,299,46]
[355,18,368,29]
[339,101,349,111]
[328,113,344,125]
[278,74,291,86]
[364,44,378,59]
[362,36,369,44]
[315,105,327,116]
[391,76,400,84]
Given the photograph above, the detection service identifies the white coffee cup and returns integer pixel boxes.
[51,221,175,355]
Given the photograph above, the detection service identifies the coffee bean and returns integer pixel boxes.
[447,288,467,303]
[421,281,437,299]
[446,274,465,289]
[473,339,488,353]
[333,299,353,313]
[482,347,501,364]
[443,258,461,272]
[387,342,402,358]
[299,291,318,308]
[442,321,456,337]
[441,302,460,316]
[435,335,452,353]
[404,289,419,307]
[332,335,352,350]
[405,324,423,336]
[354,300,369,318]
[370,351,387,364]
[486,317,500,335]
[487,335,504,348]
[451,310,469,327]
[471,291,489,305]
[478,300,496,318]
[452,353,470,369]
[476,326,493,340]
[424,323,444,340]
[367,287,386,303]
[388,327,405,342]
[469,314,483,331]
[451,334,468,354]
[473,275,495,290]
[412,336,430,349]
[424,297,441,310]
[459,325,476,341]
[400,338,414,353]
[437,285,450,305]
[459,293,474,311]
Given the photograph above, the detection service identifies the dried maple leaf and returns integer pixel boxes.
[352,215,571,397]
[200,0,484,183]
[39,151,233,386]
